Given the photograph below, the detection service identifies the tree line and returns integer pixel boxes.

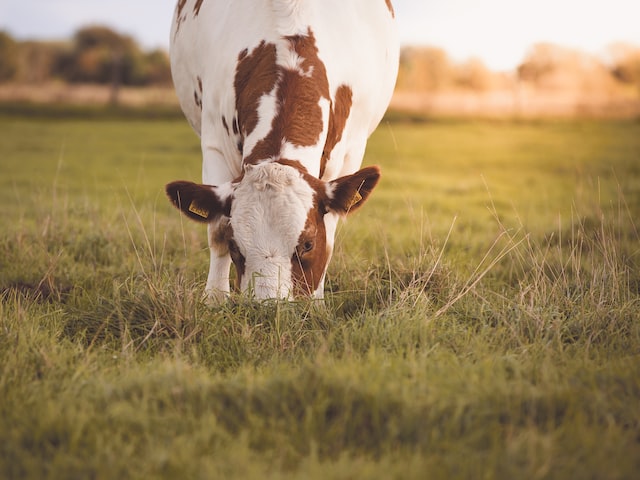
[1,25,639,95]
[0,26,171,87]
[396,43,640,93]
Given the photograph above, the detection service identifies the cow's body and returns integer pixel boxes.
[167,0,399,301]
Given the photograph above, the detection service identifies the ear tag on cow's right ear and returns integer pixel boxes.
[188,200,209,219]
[346,190,363,210]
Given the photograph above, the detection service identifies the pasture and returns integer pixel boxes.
[1,113,639,479]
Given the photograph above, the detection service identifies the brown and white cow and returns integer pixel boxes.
[166,0,399,301]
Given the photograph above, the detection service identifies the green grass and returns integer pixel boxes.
[1,113,639,479]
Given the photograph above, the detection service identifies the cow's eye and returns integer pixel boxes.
[297,240,314,256]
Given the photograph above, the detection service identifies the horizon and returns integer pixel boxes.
[1,0,640,71]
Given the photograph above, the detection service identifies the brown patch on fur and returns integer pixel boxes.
[221,116,229,135]
[234,42,279,140]
[214,222,245,292]
[278,30,329,145]
[291,208,328,296]
[236,29,335,168]
[176,0,188,18]
[193,76,204,110]
[228,238,246,293]
[194,0,205,16]
[207,220,245,292]
[385,0,395,18]
[287,29,330,100]
[212,216,233,247]
[321,85,353,177]
[174,0,189,37]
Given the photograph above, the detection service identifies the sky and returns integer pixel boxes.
[1,0,639,71]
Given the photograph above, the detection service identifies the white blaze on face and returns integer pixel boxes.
[230,162,315,299]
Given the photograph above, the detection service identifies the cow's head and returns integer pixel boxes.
[166,161,380,300]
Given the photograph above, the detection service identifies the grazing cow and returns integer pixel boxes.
[166,0,399,301]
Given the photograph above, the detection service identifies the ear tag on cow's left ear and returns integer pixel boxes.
[188,200,209,219]
[346,190,363,210]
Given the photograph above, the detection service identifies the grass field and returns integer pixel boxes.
[1,112,639,479]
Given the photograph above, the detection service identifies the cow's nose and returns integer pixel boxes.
[252,275,293,301]
[252,283,293,301]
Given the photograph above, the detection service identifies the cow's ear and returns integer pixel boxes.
[326,166,380,215]
[165,181,233,222]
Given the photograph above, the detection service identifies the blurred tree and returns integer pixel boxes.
[74,26,126,51]
[0,31,19,82]
[0,26,171,94]
[61,26,136,103]
[517,43,558,84]
[609,43,640,90]
[396,47,452,91]
[454,58,492,91]
[143,49,173,86]
[518,43,618,93]
[18,41,67,83]
[55,26,172,102]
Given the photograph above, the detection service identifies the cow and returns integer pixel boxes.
[166,0,399,301]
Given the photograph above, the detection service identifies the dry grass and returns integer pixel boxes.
[391,87,640,118]
[0,82,180,107]
[2,81,639,118]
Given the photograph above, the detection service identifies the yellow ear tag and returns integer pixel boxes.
[347,190,363,210]
[188,200,209,219]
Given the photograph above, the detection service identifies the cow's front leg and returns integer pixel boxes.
[204,219,232,303]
